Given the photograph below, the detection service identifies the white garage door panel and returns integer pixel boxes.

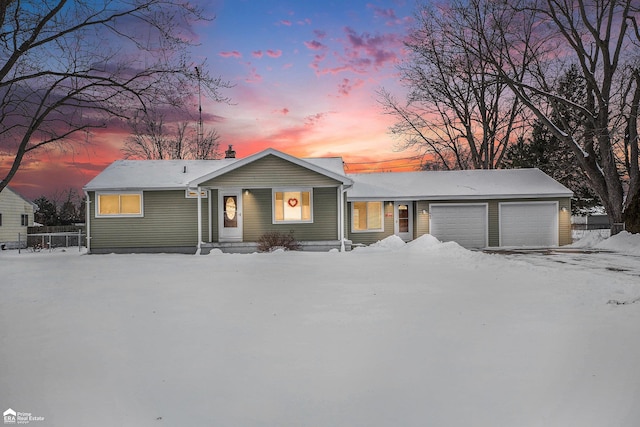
[500,202,558,247]
[430,204,487,248]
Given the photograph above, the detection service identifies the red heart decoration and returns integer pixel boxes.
[287,198,298,207]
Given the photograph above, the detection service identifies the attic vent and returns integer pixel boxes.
[225,144,236,159]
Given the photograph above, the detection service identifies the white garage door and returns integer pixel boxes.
[429,204,488,248]
[500,202,558,247]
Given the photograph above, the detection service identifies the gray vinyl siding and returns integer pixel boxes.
[347,201,395,245]
[89,190,209,250]
[201,154,341,188]
[351,197,571,247]
[242,187,338,241]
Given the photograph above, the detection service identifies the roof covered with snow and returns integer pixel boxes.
[84,148,572,200]
[346,168,573,200]
[83,149,350,191]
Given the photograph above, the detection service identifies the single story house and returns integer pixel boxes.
[0,185,37,249]
[83,148,572,254]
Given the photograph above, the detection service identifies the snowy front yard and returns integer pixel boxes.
[1,234,640,427]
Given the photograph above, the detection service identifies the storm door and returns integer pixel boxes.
[219,190,243,242]
[394,202,413,241]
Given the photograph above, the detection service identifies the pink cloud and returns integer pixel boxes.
[368,5,412,27]
[272,108,289,115]
[280,20,292,26]
[304,40,326,51]
[304,112,331,126]
[219,51,242,58]
[337,78,365,96]
[244,64,263,83]
[310,27,404,77]
[298,18,312,26]
[314,30,327,39]
[371,6,397,20]
[266,49,282,58]
[252,51,263,58]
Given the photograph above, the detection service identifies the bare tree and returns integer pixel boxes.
[378,0,529,170]
[0,0,230,194]
[121,109,220,160]
[464,0,639,232]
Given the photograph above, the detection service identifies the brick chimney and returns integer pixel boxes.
[224,144,236,159]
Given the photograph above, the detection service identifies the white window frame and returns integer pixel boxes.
[95,192,144,218]
[351,201,385,233]
[272,188,313,224]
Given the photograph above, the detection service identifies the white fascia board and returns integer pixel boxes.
[189,148,353,187]
[347,192,573,202]
[83,186,186,192]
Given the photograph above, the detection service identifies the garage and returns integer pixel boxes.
[429,204,488,248]
[500,202,558,247]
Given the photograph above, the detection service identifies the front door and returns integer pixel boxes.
[219,190,243,242]
[394,202,413,241]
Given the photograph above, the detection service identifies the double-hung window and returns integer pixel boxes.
[273,189,312,223]
[96,193,143,217]
[352,201,383,232]
[20,214,29,226]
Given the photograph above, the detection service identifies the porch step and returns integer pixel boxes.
[200,240,351,254]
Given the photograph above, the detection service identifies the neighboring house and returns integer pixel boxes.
[83,148,573,254]
[0,185,37,249]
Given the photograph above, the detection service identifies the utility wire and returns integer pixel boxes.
[344,155,422,165]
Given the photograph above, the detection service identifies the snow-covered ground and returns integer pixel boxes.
[1,232,639,427]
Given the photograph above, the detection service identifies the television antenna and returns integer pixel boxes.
[195,66,203,145]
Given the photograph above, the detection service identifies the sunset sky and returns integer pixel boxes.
[7,0,421,200]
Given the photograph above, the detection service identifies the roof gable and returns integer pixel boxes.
[190,148,352,187]
[84,149,352,191]
[0,184,37,208]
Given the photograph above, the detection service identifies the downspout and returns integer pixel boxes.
[196,186,202,255]
[208,189,212,243]
[84,191,91,253]
[338,185,345,252]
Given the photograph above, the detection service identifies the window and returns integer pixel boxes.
[0,213,3,226]
[273,189,312,223]
[96,193,143,217]
[352,201,383,232]
[21,214,29,226]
